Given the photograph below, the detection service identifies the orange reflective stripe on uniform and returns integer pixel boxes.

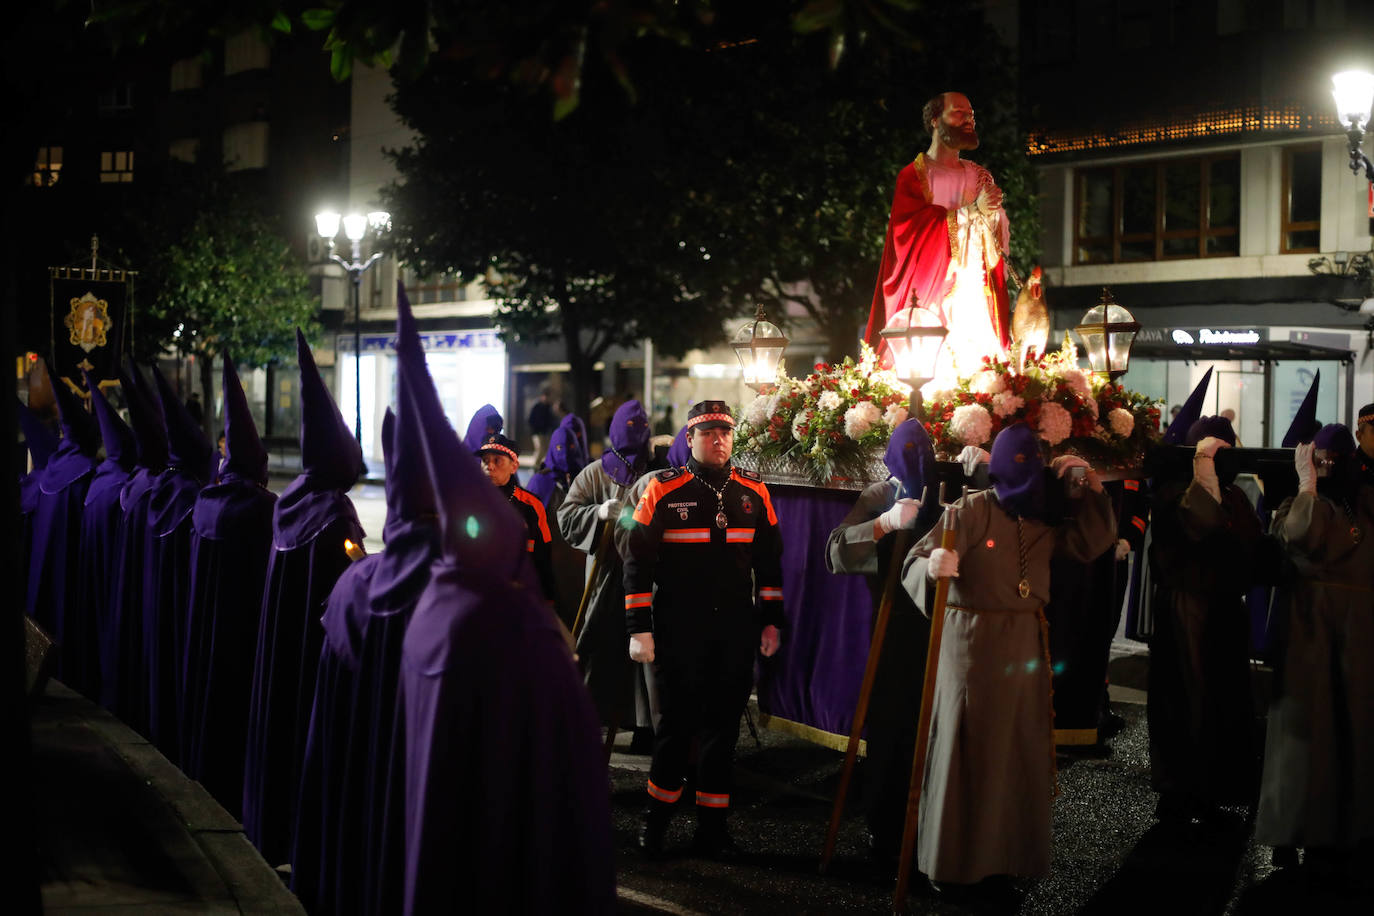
[633,472,693,525]
[526,539,535,552]
[625,592,653,609]
[725,528,755,543]
[513,488,553,542]
[732,473,779,525]
[1131,516,1146,532]
[759,586,783,601]
[662,528,711,543]
[695,791,729,808]
[1123,479,1140,491]
[647,779,682,803]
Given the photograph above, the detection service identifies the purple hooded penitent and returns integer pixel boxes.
[1163,368,1213,445]
[293,283,439,916]
[138,365,214,760]
[463,403,504,455]
[243,329,365,865]
[180,355,277,816]
[27,371,99,691]
[1184,415,1237,449]
[17,400,58,580]
[526,422,581,508]
[72,371,136,702]
[1281,370,1321,448]
[666,424,689,468]
[989,422,1046,519]
[1313,422,1359,498]
[106,362,168,723]
[601,399,651,487]
[395,307,614,915]
[884,418,940,528]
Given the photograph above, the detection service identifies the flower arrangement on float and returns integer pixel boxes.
[734,341,1162,484]
[734,344,911,484]
[922,343,1162,467]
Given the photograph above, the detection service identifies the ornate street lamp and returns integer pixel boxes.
[880,301,947,417]
[1074,287,1140,381]
[1333,70,1374,180]
[731,303,789,389]
[315,208,390,446]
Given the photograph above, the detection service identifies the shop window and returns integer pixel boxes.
[1074,152,1240,263]
[30,146,62,187]
[99,150,134,183]
[1281,144,1321,254]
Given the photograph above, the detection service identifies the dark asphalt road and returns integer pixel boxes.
[608,698,1373,915]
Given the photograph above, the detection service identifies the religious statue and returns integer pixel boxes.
[863,91,1012,387]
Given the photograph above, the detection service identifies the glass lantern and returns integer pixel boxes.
[1074,288,1140,380]
[731,305,789,388]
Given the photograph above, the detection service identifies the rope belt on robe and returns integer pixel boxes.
[944,603,1059,798]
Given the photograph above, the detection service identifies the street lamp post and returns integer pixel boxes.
[315,209,390,446]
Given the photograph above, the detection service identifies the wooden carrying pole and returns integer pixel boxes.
[891,485,960,913]
[819,483,936,872]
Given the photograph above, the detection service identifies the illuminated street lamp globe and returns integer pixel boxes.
[732,304,789,389]
[1074,288,1140,381]
[880,302,947,416]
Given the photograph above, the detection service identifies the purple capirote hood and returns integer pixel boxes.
[296,328,364,490]
[42,371,99,492]
[601,399,650,487]
[220,354,269,485]
[989,422,1045,518]
[1163,368,1213,445]
[120,362,169,471]
[151,365,214,484]
[83,369,136,472]
[463,404,504,455]
[17,399,58,472]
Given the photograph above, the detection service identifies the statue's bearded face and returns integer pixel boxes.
[936,94,979,151]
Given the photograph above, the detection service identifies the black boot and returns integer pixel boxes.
[691,806,742,860]
[638,799,673,857]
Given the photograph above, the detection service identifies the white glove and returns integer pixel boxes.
[759,625,781,658]
[1052,454,1103,493]
[927,547,960,579]
[1192,437,1229,503]
[1295,442,1317,495]
[877,498,922,535]
[958,445,991,477]
[629,632,655,664]
[596,498,622,521]
[1114,538,1130,561]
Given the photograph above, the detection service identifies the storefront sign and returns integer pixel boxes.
[1165,327,1262,346]
[339,329,503,354]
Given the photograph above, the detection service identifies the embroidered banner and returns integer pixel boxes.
[49,267,133,389]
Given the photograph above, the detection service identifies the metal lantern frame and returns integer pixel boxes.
[1074,287,1140,381]
[879,301,948,417]
[731,303,789,389]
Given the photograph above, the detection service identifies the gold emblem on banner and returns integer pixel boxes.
[64,291,110,353]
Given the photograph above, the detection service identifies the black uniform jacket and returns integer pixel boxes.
[623,461,785,639]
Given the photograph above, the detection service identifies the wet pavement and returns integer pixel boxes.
[607,689,1373,915]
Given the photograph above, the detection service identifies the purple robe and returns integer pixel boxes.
[17,401,58,595]
[243,328,364,865]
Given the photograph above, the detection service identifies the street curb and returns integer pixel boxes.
[44,682,305,915]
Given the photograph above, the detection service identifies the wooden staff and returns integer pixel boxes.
[819,482,935,873]
[570,517,616,644]
[892,484,961,913]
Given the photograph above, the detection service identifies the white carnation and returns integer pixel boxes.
[744,394,771,427]
[791,409,813,442]
[883,403,909,428]
[817,390,843,412]
[970,369,1007,395]
[1108,407,1135,437]
[1038,402,1073,446]
[843,401,883,440]
[950,404,993,446]
[991,391,1025,418]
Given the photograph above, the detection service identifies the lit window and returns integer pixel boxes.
[170,57,203,92]
[31,146,62,187]
[99,150,135,183]
[223,122,269,171]
[224,29,270,75]
[169,138,199,163]
[1281,144,1321,254]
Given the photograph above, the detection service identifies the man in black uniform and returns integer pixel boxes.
[624,400,784,857]
[477,433,557,605]
[1356,403,1374,479]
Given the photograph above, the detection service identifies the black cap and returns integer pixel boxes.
[1358,404,1374,428]
[686,400,735,431]
[476,432,519,461]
